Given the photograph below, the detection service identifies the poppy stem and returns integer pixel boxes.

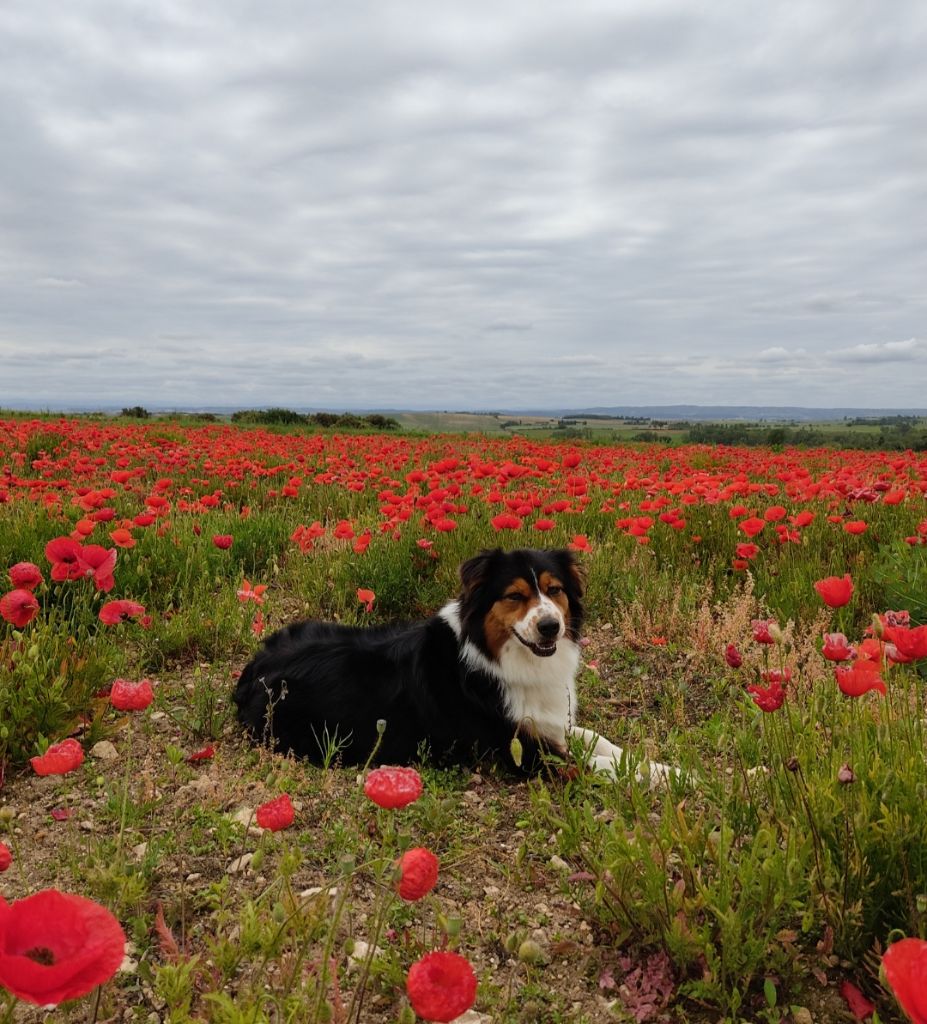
[87,984,102,1024]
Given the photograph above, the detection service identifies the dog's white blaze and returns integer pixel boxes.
[438,600,578,746]
[513,591,565,644]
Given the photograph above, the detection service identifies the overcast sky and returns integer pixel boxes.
[1,1,925,412]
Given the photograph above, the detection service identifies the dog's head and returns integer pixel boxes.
[457,548,584,662]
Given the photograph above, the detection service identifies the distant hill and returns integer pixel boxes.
[552,405,927,423]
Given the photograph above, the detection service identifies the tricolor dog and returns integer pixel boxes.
[235,547,675,786]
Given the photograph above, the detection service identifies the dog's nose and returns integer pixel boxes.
[537,616,561,639]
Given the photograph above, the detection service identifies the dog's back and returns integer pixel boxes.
[234,614,524,766]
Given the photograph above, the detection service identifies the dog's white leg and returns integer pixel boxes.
[569,726,679,790]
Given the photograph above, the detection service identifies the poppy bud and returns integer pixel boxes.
[837,763,856,785]
[724,643,743,668]
[785,756,799,772]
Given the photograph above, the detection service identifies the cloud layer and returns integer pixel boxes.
[1,1,925,410]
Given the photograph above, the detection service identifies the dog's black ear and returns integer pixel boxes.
[459,548,501,596]
[556,548,585,597]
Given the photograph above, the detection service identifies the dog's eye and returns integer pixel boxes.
[547,585,563,596]
[504,592,526,603]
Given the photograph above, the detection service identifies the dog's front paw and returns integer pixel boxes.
[635,759,681,791]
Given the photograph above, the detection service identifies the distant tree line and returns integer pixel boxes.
[230,408,400,430]
[685,421,927,450]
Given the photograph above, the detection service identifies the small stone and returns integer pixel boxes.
[79,820,94,831]
[132,841,148,860]
[186,872,202,883]
[549,855,571,872]
[90,740,119,761]
[228,853,253,874]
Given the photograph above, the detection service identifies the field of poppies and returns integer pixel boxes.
[1,414,927,1023]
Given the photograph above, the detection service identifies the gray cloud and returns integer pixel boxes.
[0,0,925,411]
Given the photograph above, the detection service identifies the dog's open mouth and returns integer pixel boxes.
[515,632,558,657]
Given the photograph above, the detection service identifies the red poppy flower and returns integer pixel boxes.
[8,562,43,591]
[357,588,376,613]
[763,505,787,522]
[236,579,268,604]
[822,633,856,662]
[432,518,457,532]
[747,681,786,712]
[491,513,522,531]
[0,843,11,872]
[110,678,154,712]
[883,937,927,1024]
[333,520,355,540]
[187,744,215,763]
[44,538,82,582]
[212,534,233,550]
[255,793,295,831]
[839,979,875,1021]
[251,610,265,636]
[887,625,927,661]
[724,643,743,668]
[751,619,778,645]
[74,544,117,592]
[735,543,759,560]
[835,661,886,698]
[406,951,478,1022]
[568,534,591,552]
[30,738,85,776]
[364,766,424,809]
[843,520,868,535]
[814,573,854,608]
[395,847,440,901]
[0,588,40,627]
[0,889,126,1005]
[351,527,372,552]
[738,517,766,538]
[109,528,136,548]
[533,518,555,532]
[98,599,146,625]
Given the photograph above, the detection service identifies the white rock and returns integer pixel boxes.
[228,853,253,874]
[90,740,119,760]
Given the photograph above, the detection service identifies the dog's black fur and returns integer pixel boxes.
[234,547,584,771]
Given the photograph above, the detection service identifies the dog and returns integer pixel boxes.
[234,547,675,786]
